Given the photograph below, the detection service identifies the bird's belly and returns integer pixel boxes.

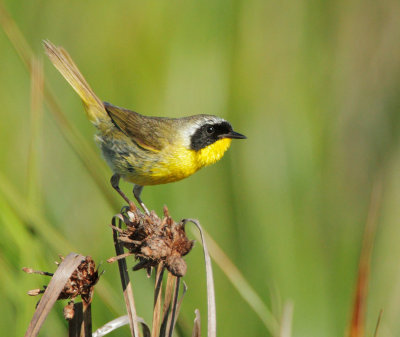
[98,136,199,186]
[124,149,200,186]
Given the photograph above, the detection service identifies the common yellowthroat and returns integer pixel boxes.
[44,40,246,214]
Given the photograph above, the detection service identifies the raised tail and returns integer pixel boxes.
[43,40,108,125]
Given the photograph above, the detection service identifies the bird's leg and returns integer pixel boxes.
[133,185,150,215]
[110,174,136,210]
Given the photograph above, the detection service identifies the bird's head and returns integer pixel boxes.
[180,115,246,167]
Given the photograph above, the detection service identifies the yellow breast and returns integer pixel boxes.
[129,138,232,185]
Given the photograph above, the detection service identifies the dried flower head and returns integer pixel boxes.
[57,256,99,304]
[109,206,194,277]
[24,255,100,319]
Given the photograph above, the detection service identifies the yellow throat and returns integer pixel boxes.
[195,137,232,168]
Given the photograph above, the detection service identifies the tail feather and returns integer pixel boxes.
[43,40,108,125]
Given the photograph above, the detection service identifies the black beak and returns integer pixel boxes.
[220,130,247,139]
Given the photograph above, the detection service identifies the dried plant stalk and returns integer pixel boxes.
[183,219,216,337]
[159,273,176,337]
[82,302,92,337]
[191,310,201,337]
[152,263,165,337]
[173,280,188,330]
[92,315,150,337]
[92,315,129,337]
[112,214,140,337]
[168,277,181,337]
[68,302,92,337]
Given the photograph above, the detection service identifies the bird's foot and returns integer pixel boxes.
[139,201,150,216]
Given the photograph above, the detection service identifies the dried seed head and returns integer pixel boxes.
[58,256,99,304]
[109,206,194,277]
[24,256,100,319]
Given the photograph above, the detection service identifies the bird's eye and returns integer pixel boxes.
[206,126,215,134]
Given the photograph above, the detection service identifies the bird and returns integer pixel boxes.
[44,40,246,214]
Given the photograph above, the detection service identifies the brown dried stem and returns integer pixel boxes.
[167,277,181,337]
[151,263,165,337]
[112,215,140,337]
[160,273,175,336]
[68,302,92,337]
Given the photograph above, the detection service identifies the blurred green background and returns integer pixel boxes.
[1,0,400,336]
